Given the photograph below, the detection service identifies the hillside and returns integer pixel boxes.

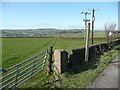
[1,28,84,37]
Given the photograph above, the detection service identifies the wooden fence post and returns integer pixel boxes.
[48,46,53,74]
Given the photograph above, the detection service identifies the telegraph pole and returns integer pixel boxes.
[81,12,91,42]
[85,22,90,62]
[92,9,95,45]
[90,8,98,45]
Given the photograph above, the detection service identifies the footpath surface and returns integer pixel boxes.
[87,54,120,88]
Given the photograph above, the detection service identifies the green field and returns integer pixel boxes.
[2,36,108,69]
[56,31,105,37]
[2,35,118,88]
[2,37,53,69]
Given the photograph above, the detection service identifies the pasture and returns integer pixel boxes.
[2,36,107,69]
[2,34,118,88]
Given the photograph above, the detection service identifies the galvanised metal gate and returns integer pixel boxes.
[0,50,48,90]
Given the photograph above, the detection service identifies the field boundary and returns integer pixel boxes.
[53,39,120,74]
[0,50,48,90]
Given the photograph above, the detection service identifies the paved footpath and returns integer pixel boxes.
[87,54,120,88]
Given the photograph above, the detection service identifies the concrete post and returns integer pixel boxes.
[54,50,68,74]
[85,23,90,62]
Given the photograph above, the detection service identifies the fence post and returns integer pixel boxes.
[48,46,53,74]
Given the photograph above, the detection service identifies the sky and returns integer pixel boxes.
[118,2,120,30]
[1,1,119,30]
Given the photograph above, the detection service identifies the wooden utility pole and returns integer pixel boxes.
[92,9,95,45]
[81,12,91,42]
[85,22,90,62]
[90,8,98,45]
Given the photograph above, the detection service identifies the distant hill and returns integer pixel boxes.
[1,28,84,37]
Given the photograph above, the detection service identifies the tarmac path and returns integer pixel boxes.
[87,54,120,88]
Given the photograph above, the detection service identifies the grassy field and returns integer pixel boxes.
[2,35,118,88]
[2,36,108,69]
[2,37,54,69]
[56,31,105,38]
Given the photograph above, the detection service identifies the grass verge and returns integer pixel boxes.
[50,48,118,88]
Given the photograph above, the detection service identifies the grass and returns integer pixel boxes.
[115,45,120,54]
[0,38,2,79]
[55,31,105,38]
[51,48,118,88]
[2,36,119,88]
[2,37,55,69]
[2,37,108,69]
[0,38,2,68]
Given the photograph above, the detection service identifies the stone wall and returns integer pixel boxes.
[53,39,120,74]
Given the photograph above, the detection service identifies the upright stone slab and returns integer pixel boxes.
[54,50,61,74]
[54,50,68,74]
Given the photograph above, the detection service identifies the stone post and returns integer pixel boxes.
[54,50,68,74]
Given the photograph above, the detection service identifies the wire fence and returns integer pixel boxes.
[0,50,48,90]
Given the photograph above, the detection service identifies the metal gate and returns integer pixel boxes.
[0,50,48,90]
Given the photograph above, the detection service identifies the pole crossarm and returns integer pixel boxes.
[83,19,90,21]
[81,11,91,42]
